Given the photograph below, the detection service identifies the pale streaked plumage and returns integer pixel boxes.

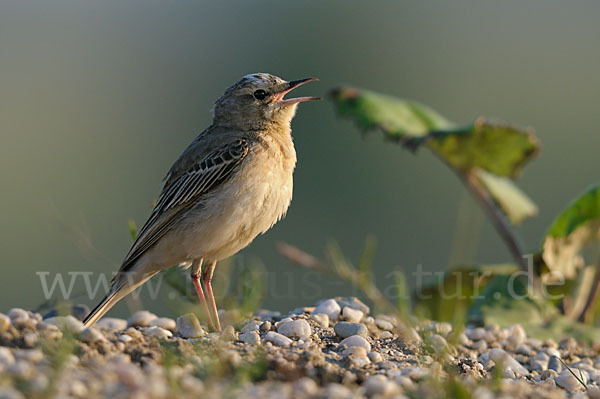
[83,73,319,330]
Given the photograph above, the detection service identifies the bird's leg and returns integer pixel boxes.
[190,258,216,331]
[202,260,221,332]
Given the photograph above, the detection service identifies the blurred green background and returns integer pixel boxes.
[1,0,598,317]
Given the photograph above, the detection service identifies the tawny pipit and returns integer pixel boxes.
[83,73,319,330]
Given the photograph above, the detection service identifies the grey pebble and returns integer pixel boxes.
[0,387,26,399]
[472,340,488,352]
[368,351,383,362]
[555,369,586,392]
[7,308,29,328]
[489,348,529,377]
[548,355,562,373]
[466,327,486,341]
[241,320,261,333]
[334,322,367,338]
[239,331,260,345]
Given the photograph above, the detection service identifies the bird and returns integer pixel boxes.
[83,73,320,331]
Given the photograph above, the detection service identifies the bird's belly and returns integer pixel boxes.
[181,153,294,261]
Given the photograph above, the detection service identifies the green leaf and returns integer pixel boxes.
[427,118,539,178]
[330,87,454,139]
[473,169,538,224]
[330,87,539,178]
[543,185,600,279]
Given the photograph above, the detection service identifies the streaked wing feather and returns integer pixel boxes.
[118,139,249,274]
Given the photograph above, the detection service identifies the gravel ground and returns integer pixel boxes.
[0,298,599,399]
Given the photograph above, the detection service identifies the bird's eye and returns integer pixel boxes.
[253,89,267,100]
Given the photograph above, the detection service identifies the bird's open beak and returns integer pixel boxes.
[275,77,321,105]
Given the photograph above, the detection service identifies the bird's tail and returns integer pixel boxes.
[82,288,122,327]
[83,271,157,327]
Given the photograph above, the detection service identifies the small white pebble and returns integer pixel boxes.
[0,347,15,366]
[325,383,353,398]
[14,349,43,363]
[127,310,157,327]
[23,332,38,347]
[68,380,88,397]
[96,318,128,331]
[430,334,451,353]
[143,326,172,339]
[44,316,83,333]
[342,307,363,323]
[180,375,204,393]
[149,317,177,332]
[364,374,398,397]
[275,317,293,328]
[119,334,133,343]
[313,299,341,321]
[80,327,106,343]
[263,331,292,347]
[294,377,318,397]
[375,318,394,331]
[7,360,33,379]
[278,319,311,338]
[489,348,529,377]
[507,324,527,347]
[349,356,370,368]
[546,347,561,359]
[241,320,261,333]
[340,335,371,351]
[176,314,205,338]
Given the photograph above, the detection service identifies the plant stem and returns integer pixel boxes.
[462,171,529,274]
[577,259,600,323]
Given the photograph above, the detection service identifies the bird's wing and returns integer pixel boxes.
[118,138,249,274]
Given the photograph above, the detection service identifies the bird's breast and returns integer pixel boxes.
[184,134,296,261]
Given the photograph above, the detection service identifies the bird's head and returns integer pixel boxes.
[212,73,320,130]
